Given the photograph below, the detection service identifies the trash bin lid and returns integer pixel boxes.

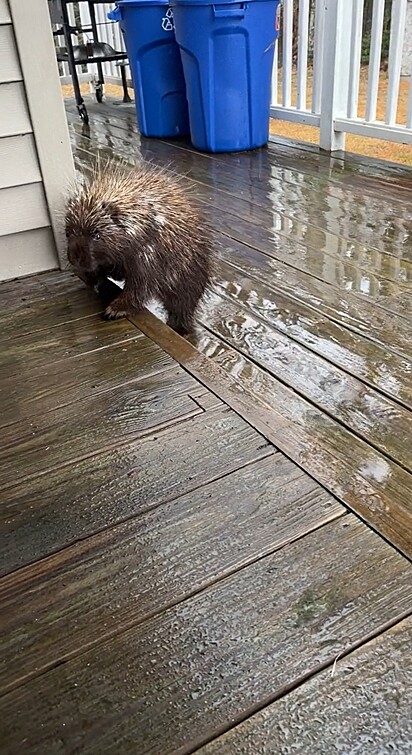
[115,0,172,7]
[170,0,277,4]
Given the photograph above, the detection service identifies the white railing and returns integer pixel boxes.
[271,0,412,150]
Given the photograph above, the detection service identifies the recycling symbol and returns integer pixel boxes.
[161,7,174,31]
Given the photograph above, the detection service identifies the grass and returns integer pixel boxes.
[269,66,412,167]
[61,65,412,167]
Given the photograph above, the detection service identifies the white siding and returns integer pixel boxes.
[0,0,10,24]
[0,228,58,282]
[0,23,20,81]
[0,134,41,189]
[0,184,50,237]
[0,82,32,137]
[0,0,74,281]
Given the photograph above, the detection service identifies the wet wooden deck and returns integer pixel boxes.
[0,98,412,753]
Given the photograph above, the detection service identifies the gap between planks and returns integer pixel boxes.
[182,609,412,755]
[125,310,412,562]
[1,387,206,494]
[71,137,412,359]
[0,483,345,696]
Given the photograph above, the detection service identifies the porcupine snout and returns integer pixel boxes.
[67,234,96,274]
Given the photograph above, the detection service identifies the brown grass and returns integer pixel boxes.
[269,66,412,167]
[61,66,412,166]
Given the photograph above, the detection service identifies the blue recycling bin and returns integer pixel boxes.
[170,0,281,152]
[108,0,190,137]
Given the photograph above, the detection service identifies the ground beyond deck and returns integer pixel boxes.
[0,97,412,752]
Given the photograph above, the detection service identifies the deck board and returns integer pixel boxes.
[0,304,138,378]
[134,311,412,559]
[70,126,412,351]
[64,98,412,559]
[1,455,343,694]
[1,517,411,754]
[1,334,175,426]
[199,616,412,755]
[0,366,208,489]
[0,98,411,753]
[69,124,412,317]
[0,270,104,339]
[198,295,412,471]
[66,106,412,270]
[1,407,271,575]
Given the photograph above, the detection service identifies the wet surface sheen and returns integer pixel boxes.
[0,99,410,754]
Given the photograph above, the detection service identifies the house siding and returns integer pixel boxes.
[0,0,74,281]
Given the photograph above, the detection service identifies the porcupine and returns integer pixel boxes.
[65,160,213,334]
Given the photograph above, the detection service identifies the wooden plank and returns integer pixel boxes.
[72,136,412,361]
[0,134,41,189]
[0,313,143,378]
[0,272,103,339]
[0,183,49,238]
[1,517,411,752]
[0,270,89,312]
[68,99,412,203]
[68,112,412,274]
[0,227,57,282]
[0,366,204,489]
[0,23,20,83]
[0,455,344,692]
[199,617,412,755]
[200,284,412,473]
[215,241,412,410]
[0,81,32,137]
[1,335,176,426]
[209,210,412,315]
[130,311,412,558]
[1,407,273,575]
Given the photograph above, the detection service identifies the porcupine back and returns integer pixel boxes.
[65,159,213,332]
[65,159,213,276]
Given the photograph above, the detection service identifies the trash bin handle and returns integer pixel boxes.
[213,4,246,18]
[107,6,121,22]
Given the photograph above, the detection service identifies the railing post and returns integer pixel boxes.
[319,0,353,152]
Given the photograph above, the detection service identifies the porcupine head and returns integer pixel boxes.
[65,162,143,280]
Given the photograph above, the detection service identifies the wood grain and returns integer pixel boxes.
[199,617,412,755]
[1,517,411,753]
[0,311,140,379]
[2,335,176,426]
[0,455,345,692]
[1,407,272,575]
[197,293,412,472]
[0,366,203,488]
[133,312,412,559]
[215,240,412,410]
[0,271,102,340]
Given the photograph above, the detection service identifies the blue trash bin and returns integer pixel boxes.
[170,0,280,152]
[108,0,190,138]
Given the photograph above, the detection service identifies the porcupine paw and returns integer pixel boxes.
[102,303,128,321]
